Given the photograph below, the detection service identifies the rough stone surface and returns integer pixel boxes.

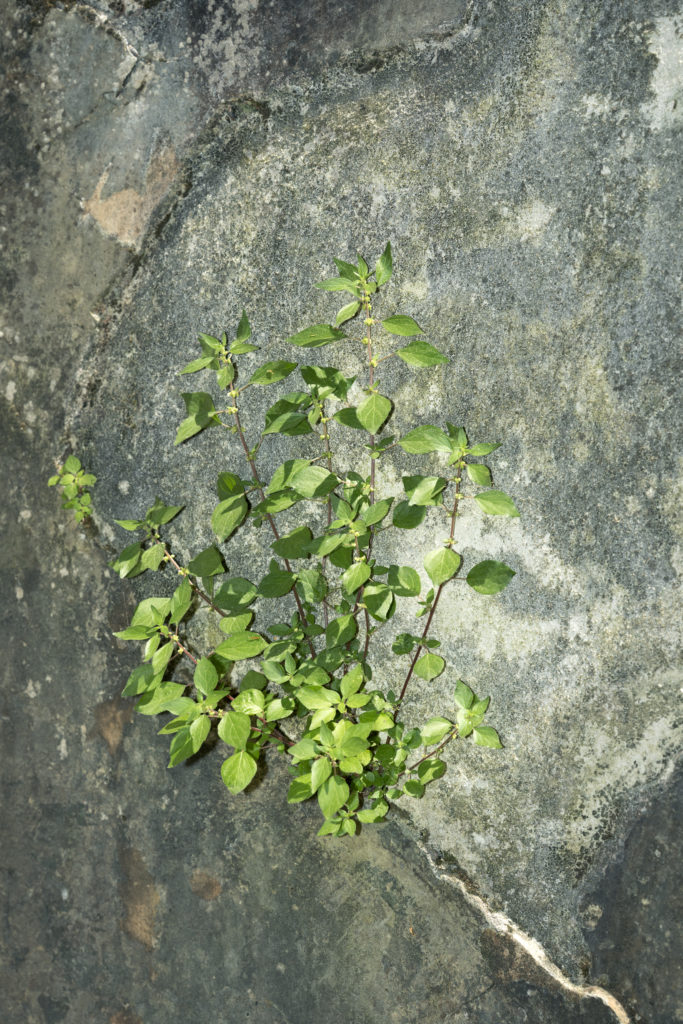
[2,2,681,1023]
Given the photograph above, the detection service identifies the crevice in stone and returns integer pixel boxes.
[419,842,631,1024]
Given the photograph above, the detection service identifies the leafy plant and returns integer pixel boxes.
[61,245,522,837]
[48,455,96,523]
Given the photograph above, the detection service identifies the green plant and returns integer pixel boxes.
[48,455,96,523]
[65,245,521,837]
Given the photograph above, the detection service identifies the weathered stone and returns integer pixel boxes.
[2,1,680,1022]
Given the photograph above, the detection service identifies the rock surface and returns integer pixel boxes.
[1,2,680,1022]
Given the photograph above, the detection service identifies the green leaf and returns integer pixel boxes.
[190,716,211,753]
[359,711,394,732]
[333,407,364,430]
[468,442,501,456]
[375,242,392,286]
[235,309,251,345]
[454,680,475,709]
[114,518,144,532]
[413,653,446,681]
[271,525,313,559]
[63,455,81,473]
[396,341,448,366]
[360,497,393,526]
[140,543,166,571]
[363,583,395,622]
[424,548,461,586]
[296,568,328,603]
[121,662,163,697]
[217,363,235,390]
[268,459,311,494]
[218,711,251,749]
[314,277,360,295]
[179,355,215,375]
[318,776,349,819]
[341,561,371,594]
[231,689,266,715]
[467,464,492,487]
[475,490,520,517]
[248,360,298,387]
[311,757,332,794]
[387,565,421,597]
[403,474,447,506]
[187,545,226,577]
[194,657,219,696]
[300,365,354,400]
[421,717,454,744]
[110,542,143,579]
[356,392,392,434]
[399,425,452,454]
[404,780,425,798]
[466,560,515,595]
[417,758,447,784]
[334,258,359,280]
[296,686,338,710]
[221,751,258,794]
[287,774,313,803]
[197,332,221,353]
[335,300,361,326]
[356,799,389,823]
[212,495,248,542]
[258,568,296,598]
[215,632,267,660]
[214,576,257,612]
[169,579,192,624]
[392,501,427,530]
[219,612,253,634]
[289,464,338,498]
[216,472,245,499]
[340,664,364,700]
[326,614,357,647]
[382,315,424,336]
[168,728,195,766]
[287,324,346,348]
[473,726,503,749]
[174,392,218,445]
[145,498,184,527]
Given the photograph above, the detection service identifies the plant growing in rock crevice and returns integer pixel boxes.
[56,244,520,837]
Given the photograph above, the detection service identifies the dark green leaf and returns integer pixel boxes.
[287,324,346,348]
[146,498,184,526]
[271,525,313,559]
[187,545,226,577]
[235,309,251,344]
[375,242,392,286]
[169,579,192,624]
[216,472,245,499]
[249,360,298,387]
[287,774,313,803]
[392,501,427,530]
[110,542,143,579]
[289,464,338,498]
[382,315,424,336]
[300,365,354,400]
[466,560,515,595]
[214,576,257,612]
[169,728,195,767]
[404,780,425,798]
[333,407,364,430]
[417,758,447,783]
[174,392,218,445]
[363,583,395,621]
[258,568,296,598]
[387,565,421,597]
[267,459,311,493]
[212,495,248,541]
[360,497,393,526]
[403,474,448,506]
[221,751,257,794]
[326,614,357,647]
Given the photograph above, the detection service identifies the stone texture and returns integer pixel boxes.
[1,1,681,1022]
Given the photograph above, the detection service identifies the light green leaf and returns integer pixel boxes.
[468,442,501,456]
[267,458,311,493]
[413,653,446,681]
[375,242,392,286]
[357,799,389,823]
[417,758,447,784]
[421,717,454,744]
[454,680,475,709]
[287,774,313,803]
[215,632,267,660]
[190,716,211,752]
[399,425,452,454]
[194,657,219,696]
[467,464,493,487]
[300,365,354,400]
[146,498,184,526]
[289,464,338,498]
[335,300,361,326]
[403,474,447,506]
[296,686,339,710]
[473,726,503,749]
[387,565,421,597]
[265,698,295,722]
[174,392,218,445]
[466,560,515,595]
[179,355,215,375]
[221,751,258,794]
[248,360,298,386]
[212,495,248,542]
[217,711,251,749]
[341,560,371,594]
[363,583,395,622]
[218,612,253,634]
[340,664,364,700]
[235,309,251,345]
[360,497,393,526]
[169,579,192,624]
[424,547,462,586]
[382,315,424,336]
[287,324,346,348]
[314,277,360,295]
[356,392,392,434]
[168,728,195,766]
[318,775,349,819]
[140,543,166,571]
[326,615,357,648]
[396,341,448,366]
[311,757,332,793]
[474,490,520,517]
[110,542,143,579]
[231,689,265,715]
